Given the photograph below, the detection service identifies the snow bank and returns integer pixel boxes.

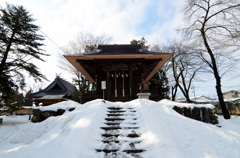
[0,99,108,158]
[160,99,215,108]
[34,100,79,111]
[0,99,240,158]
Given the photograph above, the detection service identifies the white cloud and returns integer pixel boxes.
[1,0,186,87]
[1,0,183,45]
[45,0,154,44]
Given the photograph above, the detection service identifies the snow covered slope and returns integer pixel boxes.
[0,99,240,158]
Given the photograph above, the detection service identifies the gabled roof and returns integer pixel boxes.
[69,44,168,56]
[64,44,173,83]
[86,44,165,55]
[30,76,76,98]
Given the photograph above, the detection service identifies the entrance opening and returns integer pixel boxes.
[110,70,129,97]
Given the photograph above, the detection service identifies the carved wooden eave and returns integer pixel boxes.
[64,53,172,83]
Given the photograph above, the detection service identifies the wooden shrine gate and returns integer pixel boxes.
[64,44,172,102]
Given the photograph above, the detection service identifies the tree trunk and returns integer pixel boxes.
[215,71,230,119]
[171,85,177,101]
[0,31,15,76]
[201,28,230,119]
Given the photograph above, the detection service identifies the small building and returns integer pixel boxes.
[223,97,240,116]
[177,96,218,105]
[64,44,172,102]
[14,106,32,115]
[191,96,218,105]
[223,90,238,100]
[30,76,77,106]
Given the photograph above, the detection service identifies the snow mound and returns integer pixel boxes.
[0,99,240,158]
[34,100,79,111]
[160,99,215,108]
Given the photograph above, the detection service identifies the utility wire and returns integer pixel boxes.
[39,29,63,53]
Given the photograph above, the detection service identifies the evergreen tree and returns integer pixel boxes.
[149,69,169,100]
[130,37,150,50]
[0,4,48,103]
[5,89,24,113]
[130,38,169,100]
[24,90,33,106]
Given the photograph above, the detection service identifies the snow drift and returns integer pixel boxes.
[0,99,240,158]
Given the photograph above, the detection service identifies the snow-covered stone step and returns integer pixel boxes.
[101,133,141,138]
[96,105,145,157]
[104,122,121,126]
[105,118,125,121]
[95,149,118,153]
[105,118,138,122]
[107,114,124,117]
[107,107,123,110]
[102,130,141,136]
[102,140,120,143]
[96,142,145,153]
[102,140,141,144]
[107,114,137,117]
[107,110,126,113]
[123,149,145,154]
[96,149,145,154]
[101,127,139,131]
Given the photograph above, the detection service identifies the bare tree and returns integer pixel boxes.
[182,0,240,119]
[154,41,203,102]
[58,32,112,103]
[61,32,112,55]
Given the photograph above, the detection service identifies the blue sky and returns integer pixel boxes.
[1,0,239,98]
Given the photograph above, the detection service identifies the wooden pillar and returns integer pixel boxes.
[129,70,133,96]
[95,75,98,92]
[122,70,125,97]
[115,70,117,97]
[107,71,110,99]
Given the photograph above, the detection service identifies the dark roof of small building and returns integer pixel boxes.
[93,44,147,55]
[70,44,167,56]
[30,76,76,98]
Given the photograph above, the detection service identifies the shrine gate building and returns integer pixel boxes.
[64,44,172,102]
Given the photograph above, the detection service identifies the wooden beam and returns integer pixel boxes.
[65,54,169,60]
[64,53,173,83]
[64,56,95,83]
[145,54,172,81]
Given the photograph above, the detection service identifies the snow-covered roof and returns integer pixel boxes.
[224,97,240,103]
[177,96,217,103]
[37,95,65,100]
[191,96,218,103]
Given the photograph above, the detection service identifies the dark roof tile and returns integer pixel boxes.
[30,76,76,98]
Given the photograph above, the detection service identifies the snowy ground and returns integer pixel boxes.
[0,99,240,158]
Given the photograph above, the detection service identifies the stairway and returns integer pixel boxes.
[96,104,145,158]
